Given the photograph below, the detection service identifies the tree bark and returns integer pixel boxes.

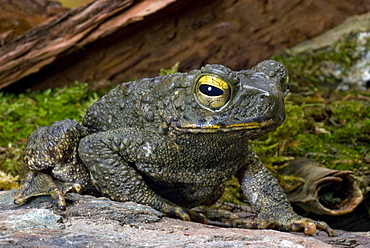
[0,0,177,90]
[278,159,365,216]
[0,0,68,44]
[1,0,370,91]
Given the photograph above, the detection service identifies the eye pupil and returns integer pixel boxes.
[200,84,223,96]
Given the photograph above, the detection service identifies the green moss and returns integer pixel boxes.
[225,34,370,205]
[159,62,180,75]
[259,32,370,174]
[221,176,249,205]
[251,92,370,172]
[226,91,369,206]
[0,83,96,146]
[0,82,100,184]
[272,33,369,92]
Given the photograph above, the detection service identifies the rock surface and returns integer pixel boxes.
[1,190,369,247]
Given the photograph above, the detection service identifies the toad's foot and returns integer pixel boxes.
[14,168,82,210]
[239,212,335,237]
[186,208,208,224]
[161,203,208,224]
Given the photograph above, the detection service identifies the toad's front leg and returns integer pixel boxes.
[238,149,334,236]
[78,128,207,223]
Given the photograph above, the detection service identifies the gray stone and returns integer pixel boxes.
[1,190,370,247]
[0,208,62,230]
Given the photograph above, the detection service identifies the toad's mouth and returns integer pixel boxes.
[174,119,278,133]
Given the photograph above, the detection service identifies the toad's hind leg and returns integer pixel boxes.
[14,119,92,210]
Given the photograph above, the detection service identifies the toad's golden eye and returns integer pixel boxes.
[195,75,230,109]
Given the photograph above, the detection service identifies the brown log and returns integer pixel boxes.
[1,0,370,91]
[278,159,366,216]
[0,0,177,90]
[0,0,68,44]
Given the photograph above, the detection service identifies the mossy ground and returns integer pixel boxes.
[268,33,370,173]
[252,92,370,172]
[0,60,369,196]
[0,83,103,190]
[274,32,370,92]
[224,33,370,204]
[223,90,370,205]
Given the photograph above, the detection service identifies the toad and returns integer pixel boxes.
[14,60,334,236]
